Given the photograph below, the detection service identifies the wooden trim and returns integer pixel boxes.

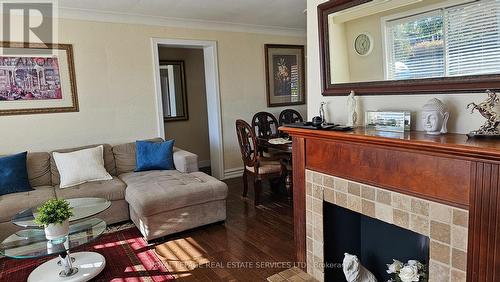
[264,44,306,107]
[280,127,500,163]
[467,162,500,281]
[305,138,471,209]
[317,0,500,96]
[0,42,79,116]
[292,136,306,266]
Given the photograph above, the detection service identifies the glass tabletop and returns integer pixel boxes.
[12,197,111,228]
[0,218,106,259]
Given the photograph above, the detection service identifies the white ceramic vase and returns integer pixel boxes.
[44,220,69,240]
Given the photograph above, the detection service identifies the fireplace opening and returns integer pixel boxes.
[324,201,430,281]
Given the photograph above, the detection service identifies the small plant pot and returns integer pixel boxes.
[44,220,69,241]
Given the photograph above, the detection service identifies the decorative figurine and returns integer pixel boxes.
[467,90,500,137]
[365,111,411,132]
[343,253,377,282]
[319,101,327,125]
[347,90,358,127]
[422,98,449,135]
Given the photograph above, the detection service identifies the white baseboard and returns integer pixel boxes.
[199,160,211,168]
[223,167,244,179]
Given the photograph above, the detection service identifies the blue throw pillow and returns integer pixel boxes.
[135,140,175,172]
[0,152,33,196]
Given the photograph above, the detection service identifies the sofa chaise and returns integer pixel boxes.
[0,139,228,241]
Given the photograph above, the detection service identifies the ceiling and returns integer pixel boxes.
[58,0,307,33]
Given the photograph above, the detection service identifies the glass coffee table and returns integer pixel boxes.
[0,198,111,282]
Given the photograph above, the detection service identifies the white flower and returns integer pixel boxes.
[399,265,420,282]
[407,260,418,266]
[407,260,424,270]
[386,259,403,274]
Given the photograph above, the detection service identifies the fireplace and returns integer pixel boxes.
[305,170,468,282]
[324,202,430,281]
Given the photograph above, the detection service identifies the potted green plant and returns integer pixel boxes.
[34,199,73,240]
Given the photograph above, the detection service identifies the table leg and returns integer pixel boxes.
[59,251,78,277]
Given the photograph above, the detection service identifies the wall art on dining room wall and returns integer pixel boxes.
[0,42,78,116]
[265,44,305,107]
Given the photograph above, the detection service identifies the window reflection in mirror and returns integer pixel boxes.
[160,60,188,121]
[327,0,500,84]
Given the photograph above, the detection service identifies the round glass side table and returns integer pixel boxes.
[1,218,107,282]
[2,197,112,282]
[12,197,111,228]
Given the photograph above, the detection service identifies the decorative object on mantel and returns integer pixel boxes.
[422,98,449,135]
[285,101,354,131]
[319,101,327,125]
[309,101,330,127]
[0,42,79,116]
[286,101,352,131]
[466,90,500,138]
[364,111,411,132]
[343,253,377,282]
[386,259,427,282]
[347,90,358,127]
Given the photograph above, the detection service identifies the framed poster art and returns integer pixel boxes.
[0,42,78,116]
[265,44,305,107]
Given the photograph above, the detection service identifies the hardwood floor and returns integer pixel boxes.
[153,177,295,281]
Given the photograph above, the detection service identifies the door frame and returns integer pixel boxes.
[151,38,224,179]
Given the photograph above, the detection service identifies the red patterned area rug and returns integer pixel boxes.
[0,227,175,281]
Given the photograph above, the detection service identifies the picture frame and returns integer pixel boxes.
[0,42,79,116]
[265,44,305,107]
[159,60,189,122]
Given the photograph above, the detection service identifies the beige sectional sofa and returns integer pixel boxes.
[0,140,228,241]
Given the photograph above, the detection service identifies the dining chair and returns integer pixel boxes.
[235,119,285,205]
[251,111,279,139]
[279,109,303,125]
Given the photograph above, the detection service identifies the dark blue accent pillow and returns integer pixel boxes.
[0,152,33,196]
[135,140,175,172]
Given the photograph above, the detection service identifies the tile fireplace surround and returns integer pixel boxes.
[305,169,468,282]
[281,127,500,281]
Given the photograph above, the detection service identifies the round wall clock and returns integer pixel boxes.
[354,33,373,56]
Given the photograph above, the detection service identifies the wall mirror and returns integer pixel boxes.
[319,0,500,96]
[160,60,188,121]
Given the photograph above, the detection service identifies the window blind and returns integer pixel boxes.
[385,0,500,80]
[445,0,500,76]
[386,10,444,80]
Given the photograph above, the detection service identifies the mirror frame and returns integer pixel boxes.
[160,60,189,122]
[318,0,500,96]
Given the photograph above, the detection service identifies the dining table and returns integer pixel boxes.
[257,136,293,153]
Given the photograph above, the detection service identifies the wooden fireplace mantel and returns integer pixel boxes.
[280,126,500,282]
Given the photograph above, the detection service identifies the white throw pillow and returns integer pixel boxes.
[53,145,113,188]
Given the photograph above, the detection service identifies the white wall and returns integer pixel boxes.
[328,20,351,83]
[308,0,487,133]
[0,17,306,174]
[345,13,385,82]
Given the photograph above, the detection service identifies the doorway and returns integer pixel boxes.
[151,39,223,179]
